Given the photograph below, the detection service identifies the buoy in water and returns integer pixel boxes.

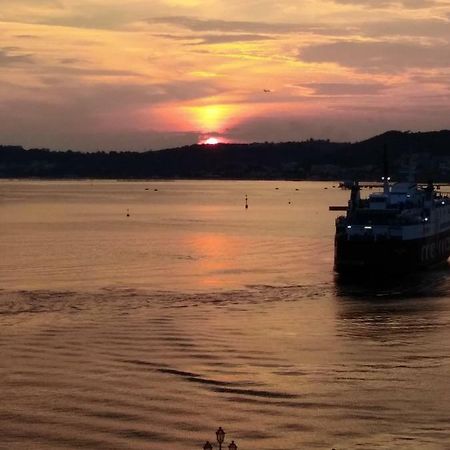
[126,208,130,217]
[245,194,248,209]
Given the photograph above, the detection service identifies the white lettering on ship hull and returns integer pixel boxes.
[421,236,450,263]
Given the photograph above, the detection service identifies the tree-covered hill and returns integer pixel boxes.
[1,130,449,181]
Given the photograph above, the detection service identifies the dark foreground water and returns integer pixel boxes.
[1,180,450,450]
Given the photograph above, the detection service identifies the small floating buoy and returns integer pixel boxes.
[295,188,299,191]
[288,201,291,204]
[154,188,158,192]
[126,208,130,217]
[145,188,149,191]
[245,194,248,209]
[275,187,279,190]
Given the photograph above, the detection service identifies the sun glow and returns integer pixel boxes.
[203,137,219,145]
[187,104,235,132]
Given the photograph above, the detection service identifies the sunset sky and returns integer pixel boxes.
[1,0,449,150]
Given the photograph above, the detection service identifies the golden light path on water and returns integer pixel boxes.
[1,180,450,450]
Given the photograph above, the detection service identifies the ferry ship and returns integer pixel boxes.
[332,174,450,274]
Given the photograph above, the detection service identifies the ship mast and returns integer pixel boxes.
[382,145,390,195]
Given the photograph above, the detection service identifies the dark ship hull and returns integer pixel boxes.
[335,229,450,274]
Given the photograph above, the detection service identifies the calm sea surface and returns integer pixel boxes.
[1,180,450,450]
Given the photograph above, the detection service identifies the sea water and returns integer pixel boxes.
[1,180,450,450]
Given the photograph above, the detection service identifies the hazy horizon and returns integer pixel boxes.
[1,1,450,150]
[4,128,450,154]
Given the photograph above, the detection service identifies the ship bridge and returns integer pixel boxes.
[366,182,424,210]
[341,182,428,240]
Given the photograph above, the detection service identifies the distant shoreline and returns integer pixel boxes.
[0,177,336,182]
[2,130,450,181]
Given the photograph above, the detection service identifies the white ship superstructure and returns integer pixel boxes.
[334,180,450,273]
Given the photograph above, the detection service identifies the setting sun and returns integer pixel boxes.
[203,137,219,145]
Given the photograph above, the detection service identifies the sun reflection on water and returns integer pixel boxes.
[187,232,243,287]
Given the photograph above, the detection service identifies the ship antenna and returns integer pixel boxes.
[407,157,415,183]
[426,168,434,196]
[422,155,435,196]
[382,144,390,195]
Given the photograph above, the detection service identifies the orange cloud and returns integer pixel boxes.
[0,0,448,149]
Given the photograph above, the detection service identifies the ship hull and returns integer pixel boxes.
[335,229,450,274]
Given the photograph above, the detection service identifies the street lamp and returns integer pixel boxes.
[203,427,238,450]
[216,427,225,450]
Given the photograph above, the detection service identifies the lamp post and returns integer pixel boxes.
[203,427,238,450]
[216,427,225,450]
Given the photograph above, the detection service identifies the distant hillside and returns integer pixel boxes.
[1,130,450,181]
